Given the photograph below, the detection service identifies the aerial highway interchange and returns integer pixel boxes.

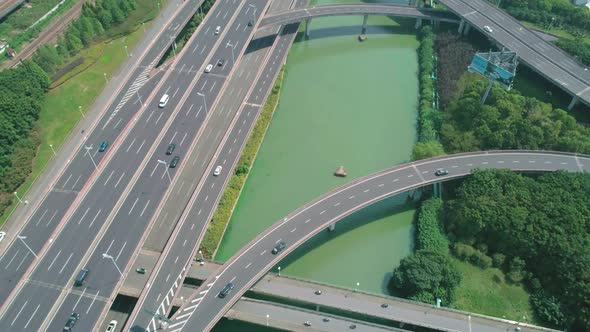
[0,0,589,331]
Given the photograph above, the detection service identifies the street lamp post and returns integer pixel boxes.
[277,266,281,276]
[49,144,57,157]
[102,253,123,277]
[170,36,177,57]
[13,191,23,204]
[103,72,108,84]
[157,160,172,183]
[226,42,235,65]
[124,45,129,57]
[78,105,84,118]
[266,314,269,326]
[197,92,208,114]
[17,236,38,258]
[354,282,359,292]
[84,146,98,170]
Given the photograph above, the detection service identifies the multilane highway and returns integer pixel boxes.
[0,0,204,311]
[174,151,589,331]
[0,0,247,330]
[126,1,304,331]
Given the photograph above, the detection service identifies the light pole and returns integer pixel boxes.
[49,144,57,157]
[277,266,281,276]
[353,282,359,292]
[266,314,269,326]
[157,160,172,183]
[226,41,235,65]
[103,72,108,84]
[197,92,208,114]
[84,146,98,170]
[124,45,129,57]
[78,105,84,118]
[548,17,555,30]
[157,1,160,12]
[102,253,123,277]
[13,191,23,204]
[170,36,177,57]
[17,236,38,258]
[198,250,204,265]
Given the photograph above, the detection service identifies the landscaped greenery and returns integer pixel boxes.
[415,198,448,253]
[446,169,590,330]
[0,0,163,225]
[200,67,285,259]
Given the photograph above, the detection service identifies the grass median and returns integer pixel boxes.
[0,0,162,225]
[199,67,285,259]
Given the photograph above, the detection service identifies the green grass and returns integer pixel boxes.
[200,68,285,259]
[521,21,590,44]
[452,257,537,324]
[0,3,159,226]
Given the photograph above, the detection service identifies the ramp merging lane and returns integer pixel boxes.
[174,151,589,331]
[0,0,203,312]
[0,0,245,330]
[440,0,590,105]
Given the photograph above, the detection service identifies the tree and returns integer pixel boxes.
[390,250,461,305]
[412,140,445,160]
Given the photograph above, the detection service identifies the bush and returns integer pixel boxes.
[416,26,441,143]
[411,140,445,161]
[531,291,567,329]
[390,250,462,305]
[492,253,506,268]
[452,243,492,269]
[415,198,449,253]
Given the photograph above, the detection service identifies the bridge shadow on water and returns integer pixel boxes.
[275,195,416,293]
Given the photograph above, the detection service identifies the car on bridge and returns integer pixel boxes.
[218,282,234,298]
[99,140,108,152]
[435,168,449,176]
[62,312,79,331]
[272,241,286,254]
[483,25,493,33]
[213,165,223,176]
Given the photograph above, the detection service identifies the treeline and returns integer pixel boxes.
[554,38,590,66]
[32,0,137,75]
[503,0,590,36]
[0,62,50,211]
[389,198,460,305]
[412,26,445,161]
[446,169,590,330]
[440,79,590,153]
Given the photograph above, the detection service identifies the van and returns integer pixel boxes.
[158,94,169,108]
[74,268,89,286]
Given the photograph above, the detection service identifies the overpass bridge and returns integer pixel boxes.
[0,0,25,20]
[171,150,588,331]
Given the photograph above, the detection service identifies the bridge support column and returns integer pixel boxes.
[568,95,579,110]
[432,182,442,198]
[305,18,311,38]
[481,79,494,105]
[361,14,368,34]
[415,18,422,29]
[418,0,424,8]
[463,23,471,36]
[328,224,335,232]
[434,19,440,29]
[458,19,465,34]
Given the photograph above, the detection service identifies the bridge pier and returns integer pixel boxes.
[568,95,579,110]
[462,22,471,36]
[458,19,465,34]
[305,18,311,38]
[415,18,422,29]
[361,14,368,34]
[433,182,442,198]
[328,224,335,232]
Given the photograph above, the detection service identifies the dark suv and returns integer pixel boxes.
[272,241,286,254]
[170,156,180,168]
[166,143,176,155]
[63,312,79,331]
[218,282,234,298]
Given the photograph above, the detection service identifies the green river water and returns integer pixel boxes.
[214,1,419,328]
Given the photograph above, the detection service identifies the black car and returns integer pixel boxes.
[218,282,234,298]
[434,168,449,176]
[217,59,225,67]
[99,140,108,152]
[272,241,286,254]
[166,143,176,155]
[63,312,79,332]
[247,20,253,27]
[170,156,180,168]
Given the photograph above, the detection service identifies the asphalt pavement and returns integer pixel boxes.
[0,0,203,311]
[0,0,247,330]
[174,151,589,332]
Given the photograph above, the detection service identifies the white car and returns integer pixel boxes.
[213,166,222,176]
[204,64,213,73]
[483,25,493,33]
[215,26,221,35]
[0,231,5,242]
[105,320,117,332]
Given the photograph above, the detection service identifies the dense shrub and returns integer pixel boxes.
[554,38,590,66]
[415,198,449,253]
[531,292,567,329]
[390,250,462,305]
[491,253,506,268]
[417,26,440,143]
[452,243,492,269]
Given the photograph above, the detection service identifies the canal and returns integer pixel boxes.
[215,0,419,328]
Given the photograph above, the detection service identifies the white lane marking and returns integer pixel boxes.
[319,210,326,215]
[114,172,125,188]
[78,208,90,225]
[88,209,101,228]
[260,250,267,256]
[115,241,127,261]
[186,103,194,116]
[230,276,236,282]
[15,253,29,271]
[481,162,488,165]
[334,202,341,207]
[422,171,429,174]
[5,249,20,269]
[199,290,208,295]
[23,304,40,329]
[126,138,137,152]
[349,195,355,199]
[545,161,551,164]
[497,161,504,164]
[140,200,151,217]
[11,300,27,326]
[452,165,459,168]
[245,262,252,269]
[290,228,296,233]
[136,139,146,154]
[105,239,115,255]
[62,174,73,188]
[72,288,87,310]
[47,250,61,271]
[128,198,139,215]
[179,132,188,147]
[86,290,100,314]
[71,175,82,189]
[467,163,473,166]
[392,178,399,182]
[275,239,282,244]
[378,184,384,187]
[59,253,73,274]
[104,170,115,186]
[182,239,187,247]
[46,210,58,227]
[155,112,164,125]
[305,219,311,223]
[363,189,370,193]
[513,160,520,163]
[561,162,567,165]
[174,256,179,264]
[529,160,536,163]
[35,209,49,226]
[407,174,414,178]
[175,312,192,320]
